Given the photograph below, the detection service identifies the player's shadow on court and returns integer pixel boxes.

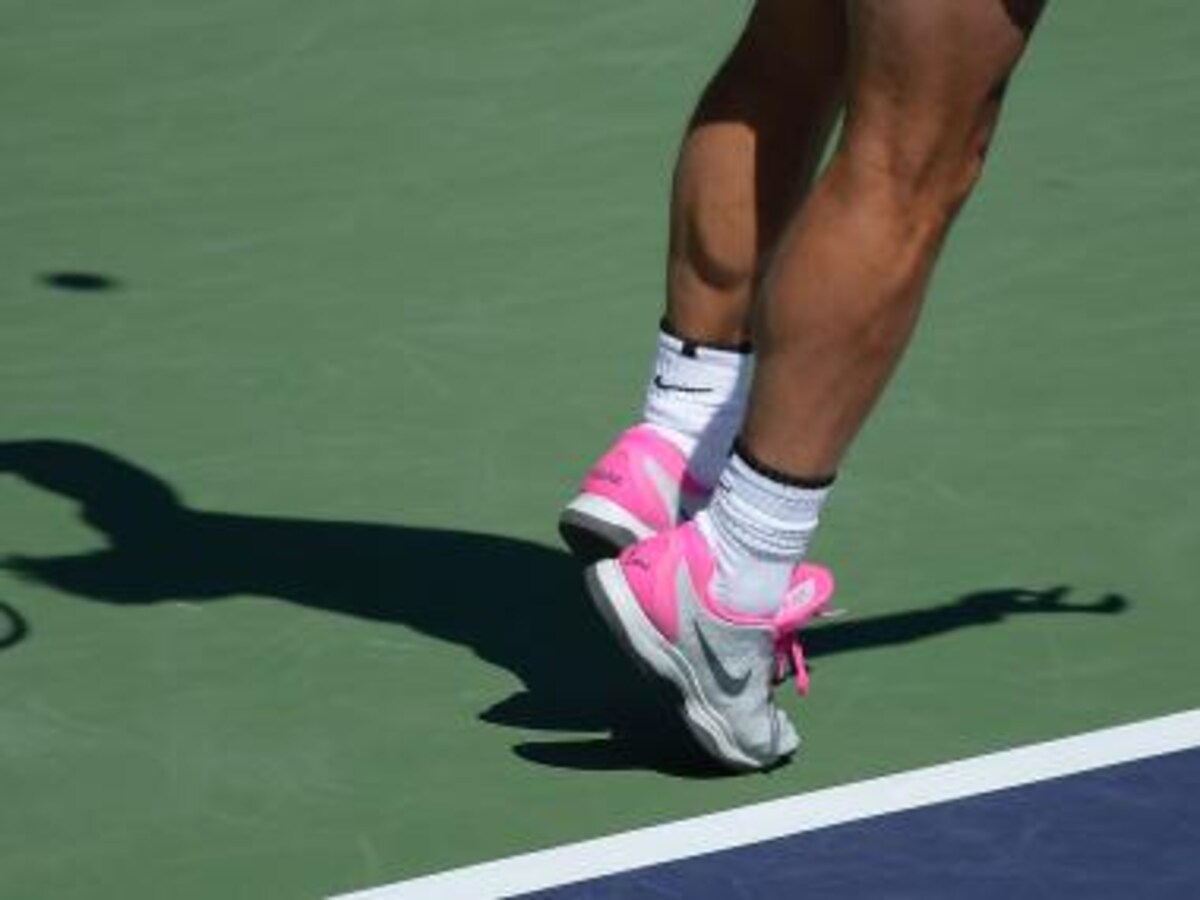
[0,439,1128,777]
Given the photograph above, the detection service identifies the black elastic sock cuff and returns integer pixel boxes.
[660,317,752,358]
[732,438,837,490]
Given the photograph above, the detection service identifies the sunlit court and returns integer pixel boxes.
[2,2,1198,897]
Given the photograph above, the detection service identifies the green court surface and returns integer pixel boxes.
[2,2,1198,897]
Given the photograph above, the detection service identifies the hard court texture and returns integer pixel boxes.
[1,2,1197,897]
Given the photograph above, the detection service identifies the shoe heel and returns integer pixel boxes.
[558,495,653,563]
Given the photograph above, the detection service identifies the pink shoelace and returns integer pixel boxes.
[771,578,833,695]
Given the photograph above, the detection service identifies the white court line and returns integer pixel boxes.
[332,709,1200,900]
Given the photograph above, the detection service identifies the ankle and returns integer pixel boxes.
[698,446,833,616]
[641,323,754,488]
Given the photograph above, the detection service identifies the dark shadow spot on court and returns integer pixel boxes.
[0,439,1132,777]
[39,272,119,292]
[0,601,29,650]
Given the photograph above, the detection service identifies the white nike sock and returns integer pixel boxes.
[641,325,753,489]
[695,447,832,616]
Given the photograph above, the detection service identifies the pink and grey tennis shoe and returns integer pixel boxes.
[559,425,710,563]
[585,522,834,771]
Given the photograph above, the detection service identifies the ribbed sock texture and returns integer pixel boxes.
[695,449,831,616]
[641,328,752,489]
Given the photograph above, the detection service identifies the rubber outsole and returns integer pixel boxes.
[558,493,656,564]
[557,509,633,565]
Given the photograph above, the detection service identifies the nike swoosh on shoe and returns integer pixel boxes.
[693,621,752,696]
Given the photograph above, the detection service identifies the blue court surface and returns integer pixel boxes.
[528,748,1200,899]
[338,712,1200,899]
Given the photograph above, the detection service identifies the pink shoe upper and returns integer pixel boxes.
[581,425,709,533]
[617,522,835,695]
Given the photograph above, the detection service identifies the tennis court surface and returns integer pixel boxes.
[3,2,1198,897]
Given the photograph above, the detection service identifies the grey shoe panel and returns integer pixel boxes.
[644,454,710,523]
[641,455,683,523]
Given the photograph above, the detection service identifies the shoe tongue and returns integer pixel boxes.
[787,577,817,607]
[776,577,826,632]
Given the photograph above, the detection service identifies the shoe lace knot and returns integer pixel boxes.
[772,577,831,695]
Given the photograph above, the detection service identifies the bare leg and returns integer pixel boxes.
[578,1,1048,772]
[558,2,847,560]
[741,0,1046,476]
[665,0,847,345]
